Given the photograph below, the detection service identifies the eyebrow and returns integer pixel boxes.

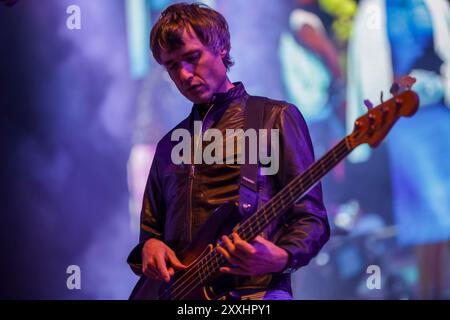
[163,50,200,66]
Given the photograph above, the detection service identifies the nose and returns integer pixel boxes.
[178,62,193,84]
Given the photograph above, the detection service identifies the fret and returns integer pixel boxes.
[206,254,218,278]
[345,137,350,151]
[288,186,295,203]
[199,260,206,284]
[270,204,276,218]
[280,193,285,209]
[199,268,204,284]
[332,148,337,162]
[214,254,221,269]
[263,210,269,224]
[246,222,253,236]
[319,159,326,176]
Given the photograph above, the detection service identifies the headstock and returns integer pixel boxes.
[349,76,420,149]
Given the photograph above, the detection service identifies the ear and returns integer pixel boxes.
[220,48,227,58]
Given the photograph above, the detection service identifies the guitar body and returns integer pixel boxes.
[130,201,242,300]
[160,201,242,300]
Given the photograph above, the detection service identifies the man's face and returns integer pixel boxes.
[160,28,229,104]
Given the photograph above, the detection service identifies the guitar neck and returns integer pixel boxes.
[168,137,354,299]
[236,136,353,242]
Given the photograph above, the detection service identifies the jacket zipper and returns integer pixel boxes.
[187,104,214,242]
[187,164,195,241]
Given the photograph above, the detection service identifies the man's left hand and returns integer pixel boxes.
[217,232,289,276]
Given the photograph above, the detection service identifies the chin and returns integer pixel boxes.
[190,92,212,105]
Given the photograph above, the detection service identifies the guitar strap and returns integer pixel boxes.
[239,96,267,219]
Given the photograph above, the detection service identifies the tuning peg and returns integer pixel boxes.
[364,99,373,110]
[390,83,400,96]
[380,91,385,103]
[398,75,416,90]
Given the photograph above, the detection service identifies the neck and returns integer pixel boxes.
[201,78,235,105]
[216,77,234,95]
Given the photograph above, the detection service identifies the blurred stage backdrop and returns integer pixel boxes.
[1,0,449,299]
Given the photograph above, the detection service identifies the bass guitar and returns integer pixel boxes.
[157,78,419,300]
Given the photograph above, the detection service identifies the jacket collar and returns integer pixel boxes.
[192,82,247,121]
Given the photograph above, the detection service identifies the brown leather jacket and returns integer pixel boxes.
[127,83,330,299]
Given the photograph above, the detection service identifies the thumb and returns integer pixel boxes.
[167,251,187,270]
[254,235,268,245]
[252,236,272,250]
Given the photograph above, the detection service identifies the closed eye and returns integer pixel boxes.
[186,52,200,64]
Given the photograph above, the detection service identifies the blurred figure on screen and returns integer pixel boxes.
[279,0,349,212]
[347,0,450,299]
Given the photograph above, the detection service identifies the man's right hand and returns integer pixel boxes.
[142,238,187,282]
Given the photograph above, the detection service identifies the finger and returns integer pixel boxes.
[168,267,175,277]
[216,245,232,261]
[167,251,187,270]
[148,270,161,280]
[145,261,161,280]
[217,245,245,266]
[142,266,152,278]
[232,232,242,242]
[222,235,236,253]
[232,233,256,255]
[219,236,249,264]
[142,257,159,279]
[156,255,171,283]
[143,264,160,280]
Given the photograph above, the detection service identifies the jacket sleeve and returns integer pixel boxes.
[127,149,166,276]
[272,103,330,272]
